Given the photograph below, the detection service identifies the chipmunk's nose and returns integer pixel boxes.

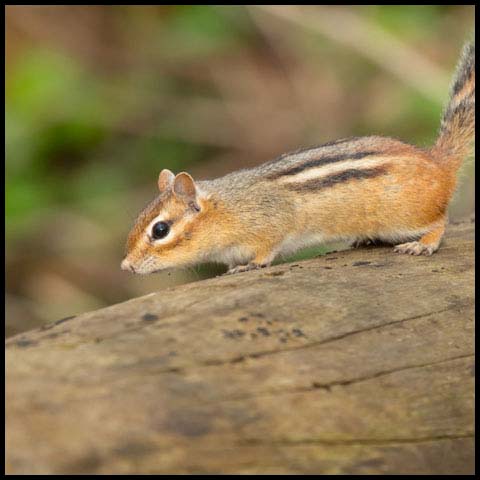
[121,258,135,273]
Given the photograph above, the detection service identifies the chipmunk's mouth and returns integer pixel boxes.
[121,253,172,274]
[120,258,136,273]
[143,263,171,274]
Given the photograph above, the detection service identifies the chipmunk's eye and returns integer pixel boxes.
[151,221,170,240]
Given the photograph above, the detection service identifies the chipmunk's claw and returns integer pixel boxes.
[394,241,435,256]
[225,262,269,275]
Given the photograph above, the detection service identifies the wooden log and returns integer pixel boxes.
[5,219,475,474]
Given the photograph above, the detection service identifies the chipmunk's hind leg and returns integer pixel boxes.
[393,219,446,256]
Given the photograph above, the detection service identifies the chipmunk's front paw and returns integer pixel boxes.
[394,241,435,256]
[225,262,269,275]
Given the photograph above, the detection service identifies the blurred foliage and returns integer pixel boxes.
[5,5,475,336]
[365,5,446,35]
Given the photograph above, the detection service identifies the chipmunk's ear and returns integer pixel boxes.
[158,169,175,194]
[173,172,200,211]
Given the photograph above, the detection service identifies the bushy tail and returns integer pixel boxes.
[432,40,475,170]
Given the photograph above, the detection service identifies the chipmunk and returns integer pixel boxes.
[122,40,475,275]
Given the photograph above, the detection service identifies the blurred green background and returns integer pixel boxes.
[5,5,475,337]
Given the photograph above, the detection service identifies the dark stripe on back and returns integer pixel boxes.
[285,165,389,192]
[266,150,377,180]
[263,137,363,170]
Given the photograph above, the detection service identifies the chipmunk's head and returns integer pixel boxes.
[121,169,215,274]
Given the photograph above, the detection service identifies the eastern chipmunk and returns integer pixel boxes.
[122,40,475,275]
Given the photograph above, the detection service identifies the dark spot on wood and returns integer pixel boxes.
[323,266,333,270]
[256,327,270,336]
[54,315,76,325]
[15,338,37,348]
[222,329,245,339]
[64,451,102,474]
[250,333,257,339]
[352,261,371,267]
[230,356,245,364]
[164,409,212,437]
[238,317,249,322]
[312,382,331,392]
[142,313,159,322]
[168,367,182,373]
[325,257,337,261]
[292,328,306,338]
[46,332,60,339]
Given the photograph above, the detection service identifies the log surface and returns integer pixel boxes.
[6,220,475,474]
